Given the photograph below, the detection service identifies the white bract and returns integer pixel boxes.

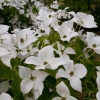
[0,25,9,34]
[19,66,48,96]
[86,32,100,54]
[12,28,37,49]
[54,42,75,59]
[18,44,39,60]
[0,0,99,99]
[0,81,13,100]
[0,42,17,67]
[52,81,77,100]
[25,45,66,70]
[54,24,78,42]
[71,12,97,28]
[56,60,87,92]
[37,8,60,28]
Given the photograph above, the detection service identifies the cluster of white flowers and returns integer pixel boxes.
[0,0,100,100]
[0,0,32,13]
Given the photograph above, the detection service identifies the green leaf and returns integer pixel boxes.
[83,58,95,78]
[38,83,58,100]
[45,69,57,77]
[44,75,56,91]
[85,81,97,94]
[0,60,11,80]
[11,58,20,69]
[13,94,24,100]
[32,6,38,14]
[48,31,60,44]
[11,70,22,95]
[75,37,85,50]
[38,85,51,100]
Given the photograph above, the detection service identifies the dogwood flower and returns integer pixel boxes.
[37,8,59,28]
[25,45,66,70]
[18,44,39,60]
[52,81,77,100]
[54,42,76,59]
[12,28,37,49]
[0,47,10,57]
[86,32,100,54]
[19,66,48,95]
[36,22,50,36]
[56,60,87,92]
[0,42,17,67]
[54,25,78,42]
[71,12,97,28]
[0,33,11,44]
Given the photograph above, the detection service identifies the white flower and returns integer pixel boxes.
[25,45,66,70]
[0,25,9,34]
[52,81,77,100]
[13,28,37,49]
[50,1,59,9]
[54,42,76,59]
[54,25,78,42]
[19,66,48,95]
[71,12,97,28]
[0,47,10,57]
[86,32,100,54]
[18,44,39,60]
[78,29,87,43]
[56,60,87,92]
[0,33,11,44]
[36,22,50,36]
[0,42,17,67]
[37,8,59,28]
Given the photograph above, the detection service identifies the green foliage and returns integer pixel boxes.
[83,58,95,78]
[0,60,11,80]
[11,70,22,95]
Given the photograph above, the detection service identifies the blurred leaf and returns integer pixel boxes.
[0,60,11,80]
[11,58,20,69]
[44,75,56,91]
[11,70,22,95]
[13,94,24,100]
[83,58,95,78]
[85,81,97,94]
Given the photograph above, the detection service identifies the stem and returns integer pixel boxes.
[74,24,78,31]
[74,48,92,61]
[78,25,82,32]
[88,51,95,58]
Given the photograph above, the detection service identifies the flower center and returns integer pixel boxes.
[43,61,48,65]
[82,21,84,24]
[70,71,74,76]
[92,44,96,48]
[40,30,45,33]
[58,21,62,25]
[27,49,30,52]
[48,14,52,18]
[20,38,24,43]
[30,75,34,80]
[63,35,67,38]
[61,97,66,100]
[61,49,64,53]
[0,38,3,43]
